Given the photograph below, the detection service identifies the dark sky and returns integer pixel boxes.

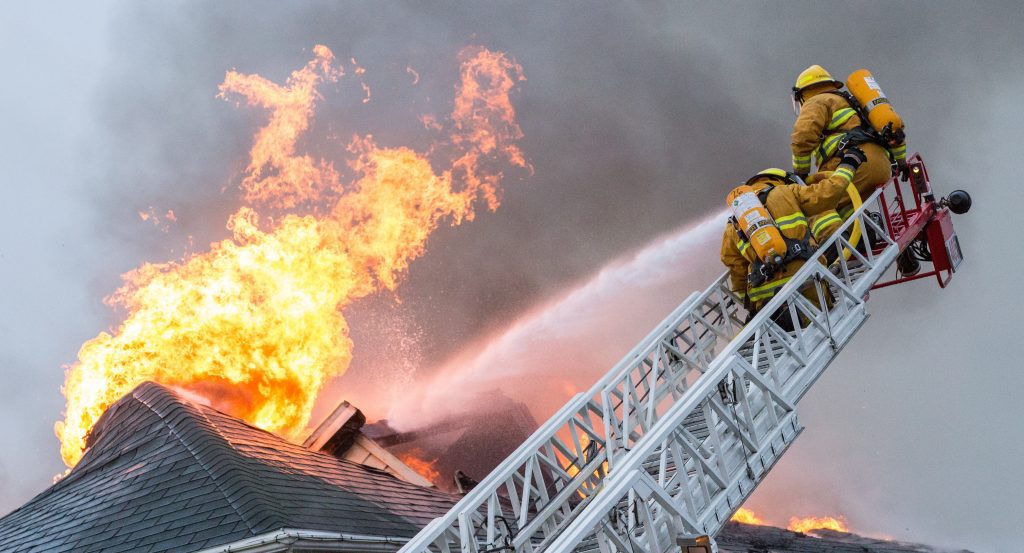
[1,2,1020,551]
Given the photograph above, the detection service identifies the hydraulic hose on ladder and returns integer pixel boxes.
[841,183,863,261]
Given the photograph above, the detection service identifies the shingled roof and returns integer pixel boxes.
[716,522,973,553]
[0,382,459,553]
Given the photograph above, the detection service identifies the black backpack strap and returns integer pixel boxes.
[781,234,815,263]
[729,215,749,243]
[826,90,893,156]
[826,90,871,124]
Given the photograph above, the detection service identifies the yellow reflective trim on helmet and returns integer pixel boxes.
[827,108,856,130]
[747,168,797,186]
[756,168,789,180]
[794,65,839,91]
[812,213,843,238]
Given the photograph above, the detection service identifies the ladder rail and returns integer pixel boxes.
[544,188,902,552]
[401,154,939,553]
[397,288,722,552]
[398,274,753,551]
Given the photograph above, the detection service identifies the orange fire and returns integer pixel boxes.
[562,433,608,498]
[398,448,441,483]
[220,44,344,210]
[55,45,528,467]
[788,515,850,534]
[731,508,851,535]
[731,507,766,525]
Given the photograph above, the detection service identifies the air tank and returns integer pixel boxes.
[846,69,904,142]
[727,185,787,266]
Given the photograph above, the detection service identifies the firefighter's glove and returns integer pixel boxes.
[896,161,911,182]
[839,147,867,171]
[743,304,756,325]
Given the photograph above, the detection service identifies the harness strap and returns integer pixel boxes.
[740,184,816,289]
[819,91,894,164]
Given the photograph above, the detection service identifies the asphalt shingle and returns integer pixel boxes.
[0,382,459,553]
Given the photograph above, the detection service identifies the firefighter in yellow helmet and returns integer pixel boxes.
[721,148,865,330]
[790,65,908,221]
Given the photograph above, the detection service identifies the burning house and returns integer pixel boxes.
[363,390,539,494]
[0,382,972,552]
[0,382,458,552]
[1,32,980,553]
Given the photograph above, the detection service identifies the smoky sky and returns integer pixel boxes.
[1,1,1021,551]
[87,2,786,358]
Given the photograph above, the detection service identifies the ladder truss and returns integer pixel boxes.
[399,155,941,553]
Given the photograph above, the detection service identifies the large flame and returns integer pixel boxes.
[55,45,527,467]
[561,433,608,498]
[731,507,766,525]
[398,448,441,484]
[787,515,850,534]
[731,508,852,535]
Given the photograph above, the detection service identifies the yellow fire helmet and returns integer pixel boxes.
[792,64,843,93]
[745,168,804,186]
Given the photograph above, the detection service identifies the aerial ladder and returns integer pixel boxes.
[397,154,971,553]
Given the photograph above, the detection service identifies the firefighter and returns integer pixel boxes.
[721,148,865,331]
[790,65,918,275]
[789,65,907,221]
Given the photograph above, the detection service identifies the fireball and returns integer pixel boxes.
[55,44,527,467]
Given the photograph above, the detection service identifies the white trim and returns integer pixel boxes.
[195,529,409,553]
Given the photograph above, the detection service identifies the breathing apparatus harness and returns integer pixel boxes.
[825,90,905,169]
[729,177,815,290]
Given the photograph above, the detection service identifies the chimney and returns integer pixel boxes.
[302,400,366,458]
[303,400,434,488]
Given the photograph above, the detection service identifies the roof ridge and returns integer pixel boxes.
[131,383,285,536]
[1,381,463,552]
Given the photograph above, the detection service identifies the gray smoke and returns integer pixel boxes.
[1,1,1020,551]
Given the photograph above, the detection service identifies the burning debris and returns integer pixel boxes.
[731,507,766,526]
[1,382,971,553]
[716,521,972,553]
[301,399,435,487]
[397,449,442,483]
[788,514,851,535]
[731,507,854,539]
[55,44,529,467]
[363,389,537,492]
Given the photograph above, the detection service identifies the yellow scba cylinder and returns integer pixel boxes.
[846,69,904,141]
[727,185,788,266]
